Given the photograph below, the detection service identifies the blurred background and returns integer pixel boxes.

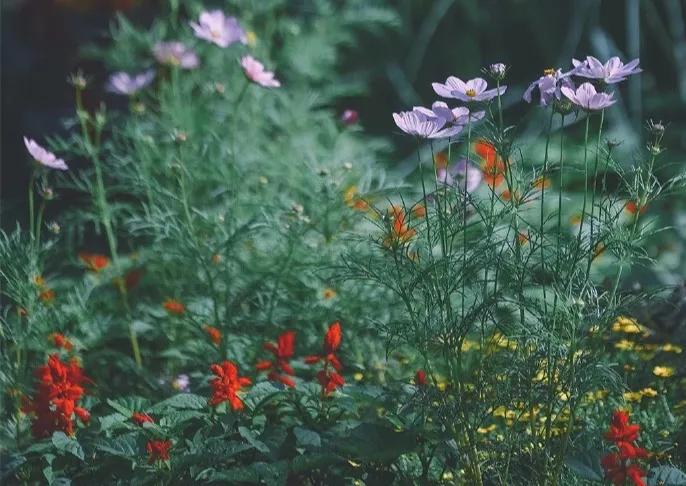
[2,0,685,259]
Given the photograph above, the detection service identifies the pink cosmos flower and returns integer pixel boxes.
[152,42,199,69]
[561,82,616,111]
[392,110,451,138]
[24,138,68,171]
[240,55,280,88]
[340,109,359,125]
[572,56,641,84]
[106,70,155,96]
[190,10,247,48]
[433,76,506,102]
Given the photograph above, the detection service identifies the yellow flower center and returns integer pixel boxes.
[465,88,477,97]
[543,68,556,76]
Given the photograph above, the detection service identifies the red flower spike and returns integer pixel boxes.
[131,412,154,426]
[306,322,344,395]
[256,331,296,387]
[415,370,427,386]
[208,361,251,410]
[602,410,649,486]
[22,354,90,438]
[146,439,172,463]
[605,410,640,443]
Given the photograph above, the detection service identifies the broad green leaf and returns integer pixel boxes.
[51,432,84,461]
[335,423,416,462]
[152,393,206,411]
[648,466,686,486]
[293,426,321,448]
[93,434,139,458]
[238,426,270,454]
[565,451,604,482]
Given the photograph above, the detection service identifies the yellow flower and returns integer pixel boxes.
[623,391,643,402]
[353,372,364,382]
[614,339,636,351]
[477,424,497,434]
[461,339,480,351]
[661,343,683,354]
[584,389,609,403]
[612,316,643,334]
[653,365,676,378]
[640,387,658,398]
[246,31,257,46]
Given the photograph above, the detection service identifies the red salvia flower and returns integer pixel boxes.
[415,369,427,386]
[131,412,154,426]
[78,252,110,272]
[605,410,640,443]
[305,322,344,395]
[146,439,172,463]
[50,333,73,351]
[256,330,296,387]
[208,361,252,411]
[21,354,90,438]
[163,298,185,315]
[316,369,345,394]
[203,325,222,346]
[601,410,649,486]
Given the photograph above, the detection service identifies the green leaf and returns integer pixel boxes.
[152,393,206,411]
[647,466,686,486]
[238,426,270,454]
[98,412,128,432]
[565,452,603,482]
[293,426,321,448]
[1,453,26,479]
[335,423,416,462]
[208,461,288,486]
[93,434,139,458]
[51,432,84,461]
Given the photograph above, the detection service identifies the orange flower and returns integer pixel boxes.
[39,289,55,303]
[411,203,426,219]
[383,205,417,248]
[322,287,337,299]
[50,333,73,351]
[434,151,449,169]
[208,361,252,410]
[532,176,551,190]
[203,325,222,346]
[517,231,529,245]
[211,254,222,264]
[475,140,508,188]
[163,298,185,315]
[33,275,46,287]
[343,186,369,211]
[625,201,646,215]
[78,252,110,272]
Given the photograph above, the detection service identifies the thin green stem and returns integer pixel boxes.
[586,109,605,278]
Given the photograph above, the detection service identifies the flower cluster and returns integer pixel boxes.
[601,410,649,486]
[256,330,296,387]
[21,355,90,438]
[524,55,640,111]
[146,439,172,463]
[305,322,345,394]
[382,205,418,248]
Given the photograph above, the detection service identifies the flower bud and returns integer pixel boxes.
[47,221,61,234]
[645,119,666,138]
[340,109,359,125]
[68,70,88,90]
[488,63,507,81]
[553,99,574,116]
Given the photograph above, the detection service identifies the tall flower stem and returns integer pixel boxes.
[539,109,555,317]
[461,119,472,326]
[586,109,605,278]
[28,172,36,242]
[75,87,142,368]
[574,115,592,265]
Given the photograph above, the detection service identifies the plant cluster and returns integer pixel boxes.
[1,1,685,485]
